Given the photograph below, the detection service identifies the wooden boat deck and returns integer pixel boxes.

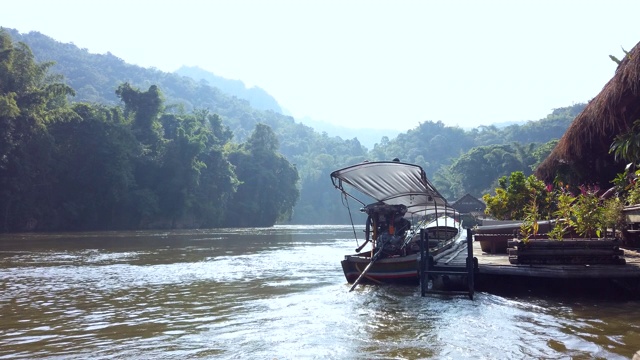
[434,236,640,279]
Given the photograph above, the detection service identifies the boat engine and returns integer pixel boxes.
[375,232,404,256]
[362,203,410,257]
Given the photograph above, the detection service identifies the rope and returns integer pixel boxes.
[343,191,359,246]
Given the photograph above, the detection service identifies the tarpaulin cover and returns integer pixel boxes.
[330,161,450,216]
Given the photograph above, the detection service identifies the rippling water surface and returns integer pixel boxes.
[0,226,639,359]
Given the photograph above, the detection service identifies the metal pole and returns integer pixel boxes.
[466,228,475,300]
[419,228,426,296]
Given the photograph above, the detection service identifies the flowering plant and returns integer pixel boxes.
[547,184,575,240]
[484,173,623,240]
[519,194,539,243]
[570,185,603,238]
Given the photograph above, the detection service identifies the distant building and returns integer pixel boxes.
[451,194,487,227]
[451,194,485,214]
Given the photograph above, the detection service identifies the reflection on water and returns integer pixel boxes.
[0,226,639,359]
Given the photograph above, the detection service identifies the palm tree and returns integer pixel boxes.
[610,119,640,167]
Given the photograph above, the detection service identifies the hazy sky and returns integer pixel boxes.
[2,0,640,131]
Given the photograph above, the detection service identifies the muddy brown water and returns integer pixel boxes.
[0,226,639,359]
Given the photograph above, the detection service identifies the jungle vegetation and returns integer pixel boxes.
[1,28,588,231]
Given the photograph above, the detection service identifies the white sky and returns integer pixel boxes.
[2,0,639,130]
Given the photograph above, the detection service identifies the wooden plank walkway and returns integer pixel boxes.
[434,234,640,279]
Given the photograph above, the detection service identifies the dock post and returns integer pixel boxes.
[466,228,475,300]
[419,229,430,297]
[419,228,425,296]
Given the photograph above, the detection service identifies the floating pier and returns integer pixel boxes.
[472,241,640,278]
[431,229,640,295]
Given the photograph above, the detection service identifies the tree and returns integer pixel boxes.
[610,119,640,167]
[0,30,76,231]
[483,171,550,220]
[225,124,299,227]
[47,103,137,230]
[115,83,164,149]
[154,109,237,228]
[531,139,558,171]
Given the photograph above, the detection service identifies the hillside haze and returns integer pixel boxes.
[1,27,585,229]
[175,65,283,113]
[175,66,402,148]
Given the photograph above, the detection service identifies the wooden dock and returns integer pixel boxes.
[432,232,640,288]
[472,241,640,278]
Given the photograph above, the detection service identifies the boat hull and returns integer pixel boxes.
[341,254,421,284]
[342,222,461,285]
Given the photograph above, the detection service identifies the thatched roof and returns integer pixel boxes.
[535,41,640,185]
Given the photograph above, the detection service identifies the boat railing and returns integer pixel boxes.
[419,227,476,299]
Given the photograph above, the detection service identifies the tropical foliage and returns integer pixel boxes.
[1,28,590,229]
[483,172,627,240]
[0,31,298,231]
[225,124,299,227]
[482,172,552,221]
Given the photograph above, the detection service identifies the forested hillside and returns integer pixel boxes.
[0,31,298,231]
[175,65,283,113]
[2,28,585,228]
[367,104,584,199]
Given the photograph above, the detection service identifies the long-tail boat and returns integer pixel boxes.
[330,160,461,288]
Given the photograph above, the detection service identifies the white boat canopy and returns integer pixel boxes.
[330,161,451,216]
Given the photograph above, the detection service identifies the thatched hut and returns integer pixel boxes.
[535,41,640,186]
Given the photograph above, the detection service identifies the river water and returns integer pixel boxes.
[0,225,639,359]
